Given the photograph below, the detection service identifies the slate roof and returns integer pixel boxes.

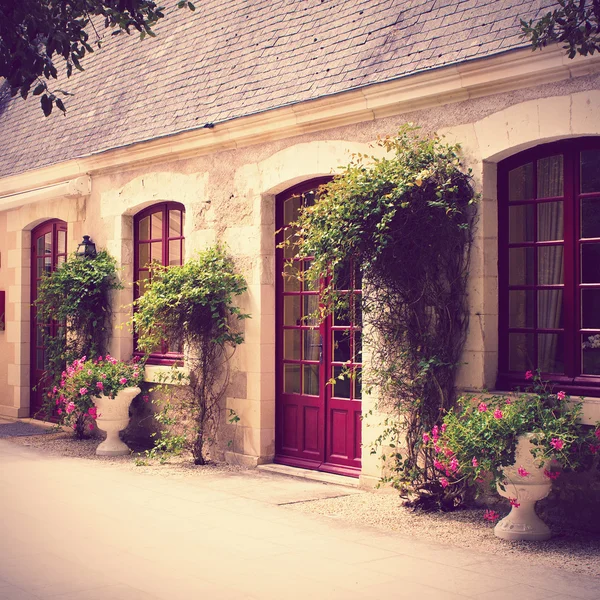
[0,0,553,179]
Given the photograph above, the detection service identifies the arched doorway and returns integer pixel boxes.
[274,179,362,477]
[30,220,67,417]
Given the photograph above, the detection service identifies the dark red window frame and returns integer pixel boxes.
[497,137,600,396]
[134,202,185,364]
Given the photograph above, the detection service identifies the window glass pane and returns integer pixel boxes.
[57,230,67,253]
[509,205,534,243]
[582,334,600,375]
[283,227,296,259]
[538,290,563,329]
[137,271,150,296]
[169,210,182,237]
[150,241,163,264]
[509,163,534,201]
[303,189,317,209]
[284,364,301,394]
[151,212,163,240]
[283,195,301,228]
[36,348,45,370]
[303,329,320,361]
[581,198,600,239]
[36,235,45,256]
[538,246,563,285]
[44,233,52,254]
[538,333,564,373]
[44,257,52,274]
[138,243,150,269]
[303,364,319,396]
[168,240,181,266]
[509,290,534,328]
[353,368,362,399]
[138,216,150,241]
[508,333,534,371]
[354,330,362,363]
[538,202,563,241]
[283,330,301,360]
[283,295,300,326]
[509,248,534,285]
[36,325,44,346]
[581,150,600,193]
[333,329,351,363]
[37,258,45,278]
[582,289,600,329]
[283,270,301,292]
[332,366,351,398]
[303,294,319,325]
[302,259,318,291]
[57,255,65,267]
[537,155,563,198]
[581,244,600,283]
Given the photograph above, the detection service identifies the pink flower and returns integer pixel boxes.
[595,428,600,440]
[508,498,520,508]
[472,457,479,468]
[96,382,104,391]
[505,398,512,405]
[493,409,503,419]
[52,386,58,394]
[589,444,600,455]
[57,408,63,415]
[449,457,459,473]
[525,370,533,380]
[517,467,530,477]
[441,423,447,433]
[439,477,449,489]
[444,447,453,458]
[544,468,560,480]
[143,395,149,403]
[483,510,500,522]
[87,369,93,375]
[478,402,488,413]
[101,373,107,379]
[119,377,127,385]
[88,423,94,431]
[97,356,103,362]
[434,444,441,453]
[433,459,444,470]
[65,402,75,415]
[422,433,430,443]
[88,407,97,419]
[79,387,88,395]
[550,438,564,451]
[557,391,566,401]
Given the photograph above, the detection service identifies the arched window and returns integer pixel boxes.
[497,138,600,395]
[134,202,185,363]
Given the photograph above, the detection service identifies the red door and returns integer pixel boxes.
[30,220,67,418]
[275,181,362,477]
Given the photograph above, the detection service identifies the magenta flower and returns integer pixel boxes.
[440,477,449,489]
[119,377,127,385]
[52,386,58,394]
[589,444,600,455]
[96,381,104,391]
[508,498,520,508]
[595,428,600,440]
[472,457,479,468]
[88,407,97,419]
[143,395,149,403]
[557,391,566,400]
[477,402,488,413]
[433,459,444,470]
[422,433,430,443]
[543,468,560,480]
[443,447,453,458]
[517,466,530,477]
[525,370,533,380]
[434,444,441,453]
[550,438,564,451]
[483,510,500,522]
[88,423,94,431]
[441,423,447,432]
[79,387,88,395]
[66,402,75,415]
[493,409,503,419]
[57,408,63,415]
[505,398,512,405]
[449,457,459,473]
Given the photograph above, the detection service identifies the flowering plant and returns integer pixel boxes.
[48,354,144,438]
[423,372,600,497]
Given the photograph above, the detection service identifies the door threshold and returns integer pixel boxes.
[257,463,360,488]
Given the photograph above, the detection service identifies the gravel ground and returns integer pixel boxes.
[7,431,600,578]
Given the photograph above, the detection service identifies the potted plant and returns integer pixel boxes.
[49,354,144,455]
[423,372,600,541]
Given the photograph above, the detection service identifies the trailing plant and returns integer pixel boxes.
[132,245,249,465]
[286,126,477,510]
[422,372,600,499]
[36,250,122,419]
[49,354,144,438]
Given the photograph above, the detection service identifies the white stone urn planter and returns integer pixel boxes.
[94,386,141,456]
[495,433,553,541]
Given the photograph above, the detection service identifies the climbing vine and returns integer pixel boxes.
[133,245,249,465]
[288,126,477,509]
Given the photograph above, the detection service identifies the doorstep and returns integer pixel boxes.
[257,463,360,488]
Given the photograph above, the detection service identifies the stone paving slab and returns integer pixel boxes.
[0,439,598,600]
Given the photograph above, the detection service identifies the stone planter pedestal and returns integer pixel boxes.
[94,386,141,456]
[495,433,552,541]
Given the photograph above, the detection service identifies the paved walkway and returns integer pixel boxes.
[1,440,598,600]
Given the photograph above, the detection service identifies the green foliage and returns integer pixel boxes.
[0,0,195,115]
[133,245,249,465]
[423,373,600,494]
[35,250,122,417]
[288,126,477,509]
[522,0,600,59]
